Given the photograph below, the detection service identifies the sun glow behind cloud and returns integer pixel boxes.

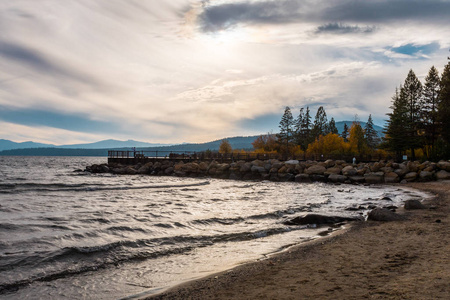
[0,0,449,144]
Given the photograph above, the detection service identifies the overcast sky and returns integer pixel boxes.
[1,0,449,145]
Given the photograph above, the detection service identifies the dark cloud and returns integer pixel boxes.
[0,105,122,134]
[198,0,450,32]
[0,41,101,86]
[316,23,376,34]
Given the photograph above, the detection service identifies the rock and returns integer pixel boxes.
[164,167,174,175]
[404,199,426,210]
[384,172,400,183]
[342,166,357,176]
[240,163,251,173]
[394,164,408,177]
[310,175,327,182]
[324,167,342,176]
[305,165,326,175]
[285,160,299,165]
[324,159,335,168]
[364,172,384,184]
[284,214,362,226]
[278,166,288,173]
[404,172,418,182]
[367,208,406,221]
[436,170,450,180]
[407,161,420,172]
[251,165,266,174]
[328,174,347,183]
[437,160,450,172]
[295,174,311,183]
[349,176,365,183]
[199,162,209,172]
[418,171,434,182]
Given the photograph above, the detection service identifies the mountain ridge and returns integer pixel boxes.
[0,120,384,155]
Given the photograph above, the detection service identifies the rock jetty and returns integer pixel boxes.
[85,159,450,184]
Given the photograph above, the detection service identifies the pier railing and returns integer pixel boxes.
[108,150,390,164]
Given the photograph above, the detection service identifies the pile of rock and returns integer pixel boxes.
[85,159,450,184]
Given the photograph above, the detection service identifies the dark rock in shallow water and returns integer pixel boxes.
[284,214,362,226]
[404,199,426,210]
[367,208,406,221]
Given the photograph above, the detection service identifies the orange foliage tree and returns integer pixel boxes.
[306,133,348,156]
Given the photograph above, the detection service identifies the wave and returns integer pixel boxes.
[0,225,306,295]
[0,181,210,194]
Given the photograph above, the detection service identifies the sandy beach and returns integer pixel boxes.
[148,181,450,300]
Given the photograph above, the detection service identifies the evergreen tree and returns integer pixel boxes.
[364,114,380,149]
[384,87,409,161]
[294,108,304,146]
[439,60,450,155]
[402,69,423,160]
[311,106,328,139]
[278,106,294,157]
[341,123,349,142]
[301,106,313,149]
[328,117,338,135]
[422,66,441,157]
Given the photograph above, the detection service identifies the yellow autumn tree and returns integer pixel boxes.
[348,122,367,155]
[219,139,232,154]
[306,133,348,156]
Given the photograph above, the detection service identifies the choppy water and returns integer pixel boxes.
[0,156,429,299]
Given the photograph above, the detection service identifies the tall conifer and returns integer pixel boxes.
[439,61,450,154]
[311,106,328,139]
[422,66,441,157]
[365,114,380,149]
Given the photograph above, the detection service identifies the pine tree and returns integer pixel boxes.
[422,66,441,157]
[402,69,423,160]
[439,61,450,155]
[328,117,338,135]
[384,87,409,161]
[294,108,304,146]
[311,106,328,139]
[278,106,294,157]
[341,123,349,142]
[365,114,380,149]
[301,106,313,149]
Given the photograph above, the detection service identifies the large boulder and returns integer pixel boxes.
[384,172,400,183]
[284,214,362,226]
[324,159,335,168]
[251,165,266,174]
[295,174,311,183]
[418,171,434,182]
[437,160,450,172]
[285,160,299,165]
[328,174,347,183]
[324,167,342,176]
[364,172,384,184]
[404,199,427,210]
[404,172,418,182]
[367,208,406,221]
[436,170,450,180]
[305,165,327,175]
[342,166,357,176]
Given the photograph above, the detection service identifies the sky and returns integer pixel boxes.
[1,0,449,145]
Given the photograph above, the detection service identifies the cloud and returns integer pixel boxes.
[198,0,450,32]
[315,23,376,34]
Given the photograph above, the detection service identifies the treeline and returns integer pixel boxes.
[384,59,450,161]
[252,106,381,159]
[252,57,450,162]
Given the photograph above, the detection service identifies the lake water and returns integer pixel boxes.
[0,156,429,299]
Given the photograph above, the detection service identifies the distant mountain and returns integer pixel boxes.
[0,139,54,151]
[0,139,170,151]
[335,121,384,137]
[56,139,171,149]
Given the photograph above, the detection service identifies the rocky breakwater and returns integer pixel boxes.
[86,159,450,183]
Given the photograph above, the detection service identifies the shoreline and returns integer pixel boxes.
[146,181,449,299]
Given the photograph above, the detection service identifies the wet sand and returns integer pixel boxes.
[148,181,450,300]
